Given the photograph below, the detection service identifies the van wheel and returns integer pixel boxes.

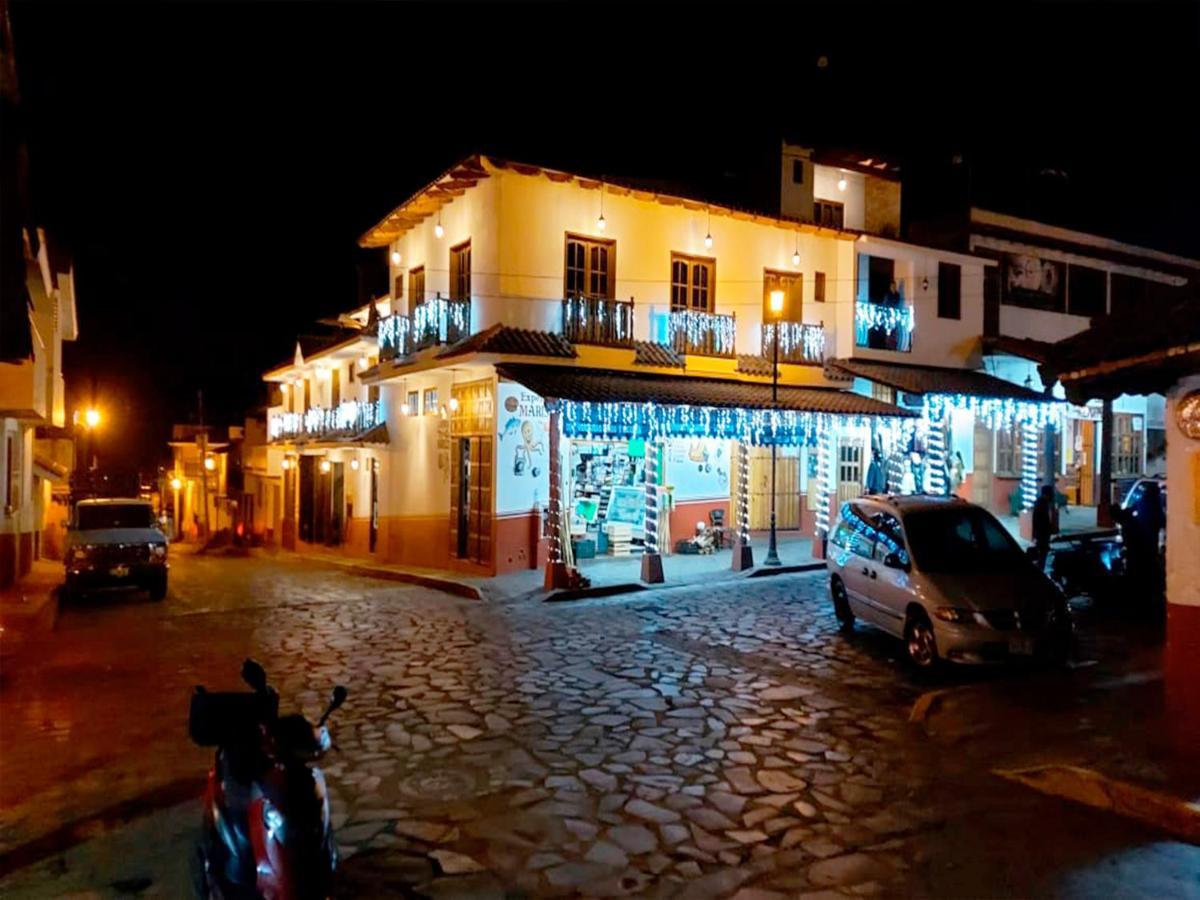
[831,576,854,632]
[905,610,938,668]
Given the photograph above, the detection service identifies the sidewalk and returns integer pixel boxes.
[0,561,62,661]
[261,530,822,604]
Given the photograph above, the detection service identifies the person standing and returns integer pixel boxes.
[1032,484,1058,567]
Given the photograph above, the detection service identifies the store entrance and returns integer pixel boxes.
[565,438,649,561]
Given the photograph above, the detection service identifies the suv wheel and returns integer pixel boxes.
[905,610,938,668]
[831,576,854,632]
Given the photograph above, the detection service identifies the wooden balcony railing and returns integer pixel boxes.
[667,309,736,358]
[855,299,913,353]
[561,296,636,347]
[378,294,472,361]
[268,399,384,442]
[761,321,826,365]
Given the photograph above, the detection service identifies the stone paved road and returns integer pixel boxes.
[1,549,1197,898]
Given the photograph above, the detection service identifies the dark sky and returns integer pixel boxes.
[9,2,1200,469]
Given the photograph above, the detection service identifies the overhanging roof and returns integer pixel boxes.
[495,363,916,418]
[435,324,576,360]
[827,359,1051,402]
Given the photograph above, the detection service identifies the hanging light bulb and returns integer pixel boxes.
[390,249,401,265]
[837,172,848,192]
[792,234,801,267]
[448,396,460,412]
[597,184,606,231]
[704,208,713,249]
[434,212,444,239]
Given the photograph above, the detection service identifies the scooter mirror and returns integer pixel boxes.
[241,659,268,692]
[330,685,348,710]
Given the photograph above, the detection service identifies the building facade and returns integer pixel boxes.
[0,228,78,585]
[257,154,1077,583]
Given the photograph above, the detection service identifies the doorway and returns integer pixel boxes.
[747,446,800,530]
[971,421,992,507]
[451,436,493,565]
[368,460,378,553]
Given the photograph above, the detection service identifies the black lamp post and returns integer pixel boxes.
[764,290,784,567]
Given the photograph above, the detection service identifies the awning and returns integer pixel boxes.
[496,363,915,445]
[496,363,916,416]
[826,358,1050,402]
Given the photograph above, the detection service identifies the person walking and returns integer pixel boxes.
[1031,484,1058,568]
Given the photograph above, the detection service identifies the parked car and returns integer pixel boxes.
[64,498,169,601]
[826,495,1070,668]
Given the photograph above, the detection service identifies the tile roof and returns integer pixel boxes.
[736,354,774,377]
[633,341,685,368]
[494,363,917,417]
[827,359,1051,402]
[436,324,577,360]
[982,334,1056,365]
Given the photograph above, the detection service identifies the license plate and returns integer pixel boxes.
[110,565,130,578]
[1008,637,1035,656]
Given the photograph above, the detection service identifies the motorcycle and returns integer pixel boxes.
[1043,528,1125,601]
[189,659,347,900]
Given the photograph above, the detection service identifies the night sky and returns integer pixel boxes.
[9,2,1200,470]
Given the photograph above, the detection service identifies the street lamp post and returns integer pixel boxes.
[764,290,784,567]
[170,476,182,541]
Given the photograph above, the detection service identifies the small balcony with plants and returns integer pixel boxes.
[378,294,472,361]
[560,295,636,347]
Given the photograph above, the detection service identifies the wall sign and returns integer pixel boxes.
[1176,390,1200,440]
[496,383,549,515]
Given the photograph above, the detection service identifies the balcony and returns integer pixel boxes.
[855,293,913,353]
[761,321,826,365]
[561,296,635,347]
[667,310,736,358]
[269,399,384,442]
[378,294,471,361]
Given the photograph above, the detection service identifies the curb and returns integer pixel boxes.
[995,764,1200,845]
[268,550,486,601]
[746,562,827,578]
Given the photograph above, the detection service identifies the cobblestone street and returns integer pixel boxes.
[1,550,1197,898]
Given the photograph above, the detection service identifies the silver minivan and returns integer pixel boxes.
[826,495,1070,667]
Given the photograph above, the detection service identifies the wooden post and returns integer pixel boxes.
[731,439,754,570]
[543,399,571,590]
[640,433,664,583]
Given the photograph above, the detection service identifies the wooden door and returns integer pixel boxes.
[971,422,992,506]
[450,437,493,565]
[748,447,800,530]
[836,438,865,504]
[330,462,345,546]
[1079,420,1096,506]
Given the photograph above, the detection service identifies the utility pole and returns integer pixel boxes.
[198,390,211,541]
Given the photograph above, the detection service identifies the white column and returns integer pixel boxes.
[641,432,664,583]
[731,438,754,570]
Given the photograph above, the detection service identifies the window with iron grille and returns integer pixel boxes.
[564,235,615,300]
[409,267,425,308]
[671,253,715,312]
[1113,413,1143,476]
[995,425,1022,477]
[450,241,471,301]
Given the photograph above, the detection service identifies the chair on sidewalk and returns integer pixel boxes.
[709,508,729,550]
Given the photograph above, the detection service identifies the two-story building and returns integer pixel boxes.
[0,228,79,585]
[912,207,1200,519]
[260,153,1066,587]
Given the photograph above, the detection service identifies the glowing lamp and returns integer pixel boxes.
[204,456,216,471]
[319,459,331,474]
[837,174,848,192]
[280,458,291,471]
[84,408,101,429]
[400,402,410,416]
[170,477,182,491]
[769,289,785,316]
[350,458,360,471]
[434,222,444,239]
[792,250,801,266]
[704,232,713,250]
[596,214,606,232]
[390,249,401,265]
[448,397,460,412]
